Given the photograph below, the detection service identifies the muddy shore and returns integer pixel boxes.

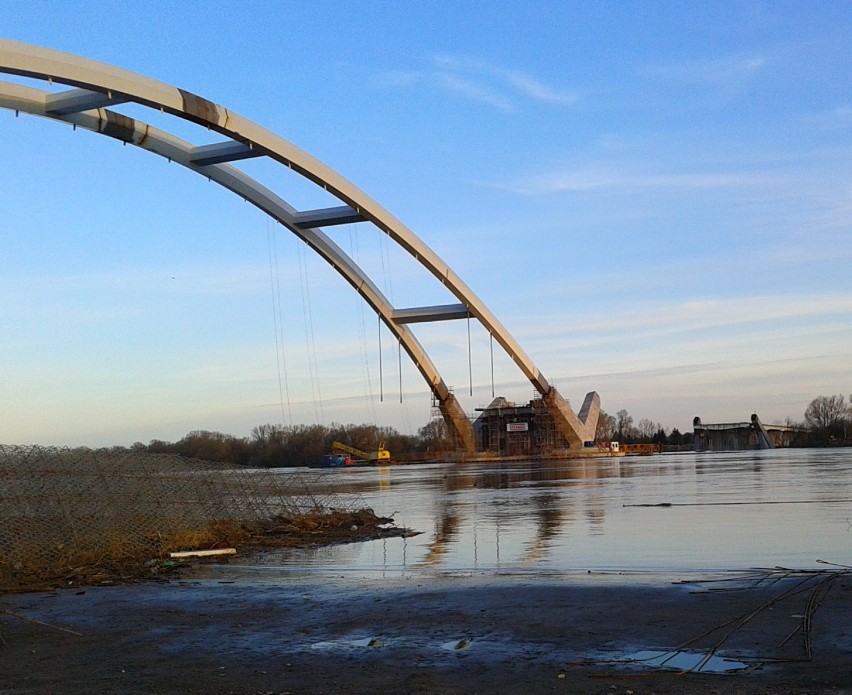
[2,568,851,694]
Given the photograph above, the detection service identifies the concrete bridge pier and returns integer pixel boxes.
[542,388,601,448]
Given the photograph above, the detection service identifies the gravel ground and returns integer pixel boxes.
[2,570,851,694]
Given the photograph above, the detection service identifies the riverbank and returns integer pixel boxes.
[2,569,850,694]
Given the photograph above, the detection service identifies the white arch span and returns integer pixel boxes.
[0,39,599,451]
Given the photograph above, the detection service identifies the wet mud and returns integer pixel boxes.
[2,570,851,694]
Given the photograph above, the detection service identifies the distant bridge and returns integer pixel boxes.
[0,40,600,453]
[693,414,805,451]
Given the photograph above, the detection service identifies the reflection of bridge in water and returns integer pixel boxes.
[418,459,623,566]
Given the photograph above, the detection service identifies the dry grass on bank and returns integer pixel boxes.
[4,508,410,594]
[0,445,412,594]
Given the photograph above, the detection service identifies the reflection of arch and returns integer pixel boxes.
[0,40,599,451]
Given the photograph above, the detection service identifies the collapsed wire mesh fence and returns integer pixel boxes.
[0,444,349,590]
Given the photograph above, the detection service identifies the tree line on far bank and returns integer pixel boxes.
[592,394,851,448]
[108,393,849,467]
[594,409,689,446]
[130,412,696,468]
[800,394,852,445]
[131,421,448,469]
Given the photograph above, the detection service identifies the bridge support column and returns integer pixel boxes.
[438,393,476,453]
[750,413,774,449]
[542,389,600,449]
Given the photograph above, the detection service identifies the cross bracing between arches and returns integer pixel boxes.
[0,39,600,452]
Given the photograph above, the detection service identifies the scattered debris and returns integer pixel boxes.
[623,649,749,673]
[0,609,83,637]
[169,548,237,559]
[607,564,851,675]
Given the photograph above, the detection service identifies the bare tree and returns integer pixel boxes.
[804,394,849,441]
[417,418,451,451]
[616,409,635,442]
[616,409,630,436]
[595,410,616,441]
[636,418,657,442]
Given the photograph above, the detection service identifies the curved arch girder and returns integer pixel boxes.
[0,79,476,451]
[0,39,599,451]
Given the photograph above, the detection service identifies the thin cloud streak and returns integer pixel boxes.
[802,105,852,130]
[435,74,515,112]
[642,53,768,85]
[525,294,852,338]
[503,166,781,195]
[374,55,577,111]
[0,261,283,301]
[502,70,578,105]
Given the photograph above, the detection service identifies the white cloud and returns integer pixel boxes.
[643,53,768,85]
[503,166,779,196]
[374,56,577,112]
[0,260,277,302]
[515,292,852,345]
[502,70,578,106]
[802,105,852,130]
[374,69,424,88]
[434,74,514,112]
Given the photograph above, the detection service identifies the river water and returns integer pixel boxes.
[235,448,852,578]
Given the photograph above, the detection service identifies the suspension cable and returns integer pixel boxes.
[297,240,324,424]
[349,225,377,424]
[398,337,403,404]
[378,315,384,402]
[379,226,394,303]
[467,312,473,397]
[266,218,292,425]
[490,332,495,399]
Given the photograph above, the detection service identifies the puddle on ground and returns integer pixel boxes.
[440,638,473,651]
[301,634,540,661]
[308,636,478,653]
[624,649,750,673]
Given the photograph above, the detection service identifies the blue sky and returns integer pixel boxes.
[1,1,850,446]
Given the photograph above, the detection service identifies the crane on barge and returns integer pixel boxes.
[332,441,391,464]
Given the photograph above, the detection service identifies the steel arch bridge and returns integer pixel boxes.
[0,39,600,453]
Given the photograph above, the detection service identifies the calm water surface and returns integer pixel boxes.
[238,449,852,577]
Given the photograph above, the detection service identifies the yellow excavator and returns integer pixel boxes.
[332,440,391,463]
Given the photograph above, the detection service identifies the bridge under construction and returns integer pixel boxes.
[693,414,806,451]
[0,39,601,455]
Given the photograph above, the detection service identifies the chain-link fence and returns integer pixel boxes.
[0,445,344,591]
